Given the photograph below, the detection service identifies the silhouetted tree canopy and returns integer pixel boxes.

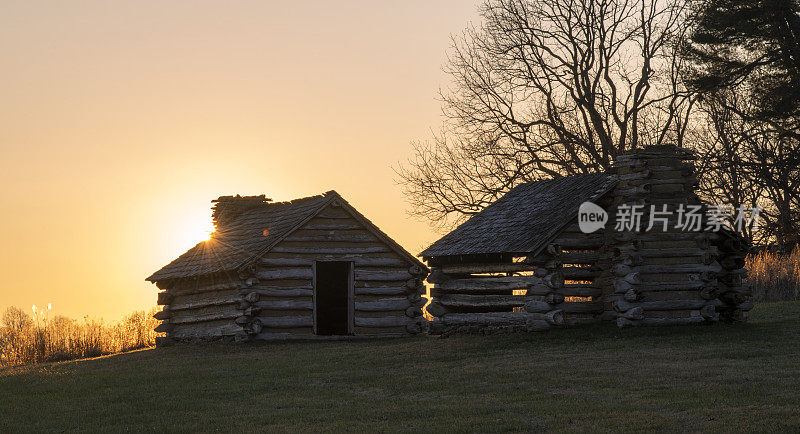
[398,0,694,227]
[687,0,800,123]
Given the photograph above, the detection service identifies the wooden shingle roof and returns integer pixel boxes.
[146,191,425,282]
[420,173,617,259]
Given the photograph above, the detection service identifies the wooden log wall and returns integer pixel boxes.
[425,188,612,334]
[154,276,244,343]
[424,146,752,334]
[602,145,749,327]
[236,203,427,341]
[710,229,753,322]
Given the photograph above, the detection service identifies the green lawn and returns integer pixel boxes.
[2,303,799,432]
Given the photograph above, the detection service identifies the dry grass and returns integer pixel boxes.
[746,250,800,302]
[0,307,161,367]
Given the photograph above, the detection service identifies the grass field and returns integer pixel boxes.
[1,302,799,432]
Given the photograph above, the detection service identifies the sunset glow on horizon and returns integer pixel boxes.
[0,0,480,320]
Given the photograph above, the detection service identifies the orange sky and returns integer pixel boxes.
[0,1,480,320]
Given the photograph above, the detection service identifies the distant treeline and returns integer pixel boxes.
[0,307,160,367]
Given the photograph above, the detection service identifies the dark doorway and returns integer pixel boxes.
[314,261,352,335]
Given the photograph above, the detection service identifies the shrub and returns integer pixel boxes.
[746,250,800,302]
[0,307,161,367]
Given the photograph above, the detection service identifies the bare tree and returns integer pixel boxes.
[398,0,696,226]
[692,91,767,243]
[693,89,800,246]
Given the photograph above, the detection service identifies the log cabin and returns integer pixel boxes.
[147,191,428,344]
[421,145,751,334]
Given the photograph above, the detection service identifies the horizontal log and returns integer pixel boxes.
[613,263,722,276]
[552,235,605,249]
[436,276,542,293]
[254,300,314,310]
[355,298,411,312]
[354,286,409,296]
[171,323,242,339]
[166,280,243,294]
[438,311,528,326]
[439,262,536,274]
[353,316,411,328]
[616,316,706,327]
[257,269,313,280]
[613,280,708,293]
[557,285,603,298]
[617,247,716,258]
[153,309,170,320]
[257,315,313,328]
[613,299,722,312]
[561,266,601,280]
[169,309,241,324]
[437,294,532,310]
[558,251,600,265]
[247,287,314,298]
[526,284,558,296]
[170,294,241,311]
[551,301,604,314]
[523,300,553,313]
[261,254,410,266]
[437,312,553,332]
[355,270,412,281]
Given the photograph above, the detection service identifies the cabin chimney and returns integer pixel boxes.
[604,145,729,325]
[211,194,272,228]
